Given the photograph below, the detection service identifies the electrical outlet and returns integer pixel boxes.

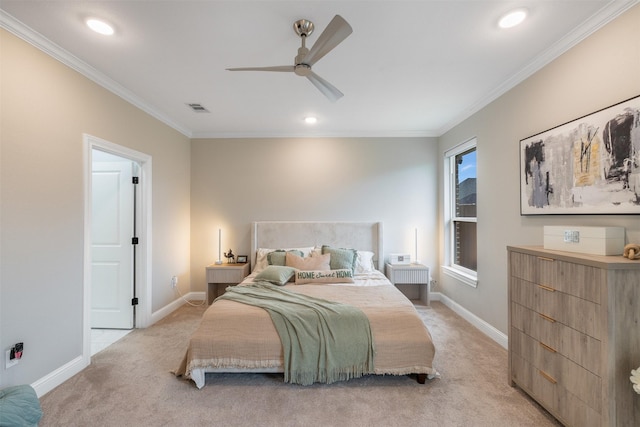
[171,276,178,288]
[6,350,18,369]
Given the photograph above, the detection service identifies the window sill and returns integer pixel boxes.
[442,265,478,288]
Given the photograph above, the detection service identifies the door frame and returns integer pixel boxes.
[83,134,153,363]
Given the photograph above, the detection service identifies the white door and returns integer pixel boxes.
[91,156,136,329]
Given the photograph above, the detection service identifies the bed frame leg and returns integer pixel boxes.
[417,374,426,384]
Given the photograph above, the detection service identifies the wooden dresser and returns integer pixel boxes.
[508,245,640,427]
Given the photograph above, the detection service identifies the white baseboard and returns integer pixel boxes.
[33,291,205,397]
[31,355,87,397]
[150,292,205,325]
[430,292,508,350]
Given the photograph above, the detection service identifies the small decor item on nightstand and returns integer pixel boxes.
[224,249,235,264]
[389,253,411,265]
[236,255,248,264]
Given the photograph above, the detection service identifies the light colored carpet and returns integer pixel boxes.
[38,301,561,426]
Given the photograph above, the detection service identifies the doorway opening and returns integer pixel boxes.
[83,134,152,362]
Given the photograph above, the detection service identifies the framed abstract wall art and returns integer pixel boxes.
[520,94,640,215]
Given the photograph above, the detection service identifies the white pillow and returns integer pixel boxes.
[354,250,375,273]
[254,247,314,272]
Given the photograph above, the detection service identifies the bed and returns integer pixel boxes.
[176,221,437,389]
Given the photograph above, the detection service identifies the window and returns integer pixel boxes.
[443,139,477,287]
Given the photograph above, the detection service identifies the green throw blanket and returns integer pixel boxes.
[217,282,375,385]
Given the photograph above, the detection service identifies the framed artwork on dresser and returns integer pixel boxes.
[520,94,640,215]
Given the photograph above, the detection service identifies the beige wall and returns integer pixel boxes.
[438,4,640,334]
[190,137,439,293]
[0,29,191,388]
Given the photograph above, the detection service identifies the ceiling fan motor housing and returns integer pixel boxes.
[294,64,311,76]
[294,46,311,75]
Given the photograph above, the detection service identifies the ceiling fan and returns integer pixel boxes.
[226,15,353,102]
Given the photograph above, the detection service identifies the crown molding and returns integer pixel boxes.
[0,10,193,138]
[437,0,640,136]
[190,129,440,139]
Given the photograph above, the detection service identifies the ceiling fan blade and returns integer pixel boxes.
[302,15,353,66]
[306,72,343,102]
[226,66,294,72]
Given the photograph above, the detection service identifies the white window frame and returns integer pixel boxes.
[443,138,478,288]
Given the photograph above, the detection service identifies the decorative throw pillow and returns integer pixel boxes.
[267,250,304,266]
[254,247,315,272]
[285,252,331,271]
[254,265,296,286]
[295,269,355,285]
[321,245,357,271]
[354,250,376,273]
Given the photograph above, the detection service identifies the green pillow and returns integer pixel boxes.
[254,265,296,286]
[267,250,304,266]
[321,245,357,271]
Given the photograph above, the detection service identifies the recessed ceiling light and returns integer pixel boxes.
[304,116,317,124]
[86,18,114,36]
[498,8,528,29]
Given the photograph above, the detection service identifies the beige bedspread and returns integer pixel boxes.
[176,277,436,388]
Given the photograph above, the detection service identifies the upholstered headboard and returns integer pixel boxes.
[250,221,383,271]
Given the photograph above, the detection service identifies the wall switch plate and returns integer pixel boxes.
[5,350,18,368]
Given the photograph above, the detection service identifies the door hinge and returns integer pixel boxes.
[132,177,139,184]
[131,297,139,306]
[132,237,139,245]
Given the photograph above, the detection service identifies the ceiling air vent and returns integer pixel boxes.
[186,103,210,113]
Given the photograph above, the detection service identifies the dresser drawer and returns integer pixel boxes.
[511,352,560,420]
[206,266,248,283]
[511,353,602,427]
[511,276,601,339]
[510,252,601,303]
[511,328,601,412]
[510,251,538,282]
[511,302,601,375]
[537,257,602,304]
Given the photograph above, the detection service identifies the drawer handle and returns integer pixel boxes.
[539,370,557,384]
[537,256,555,262]
[538,284,556,292]
[539,313,556,323]
[539,342,557,353]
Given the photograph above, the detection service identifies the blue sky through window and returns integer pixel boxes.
[458,150,476,183]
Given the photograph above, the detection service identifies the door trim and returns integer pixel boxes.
[83,134,153,363]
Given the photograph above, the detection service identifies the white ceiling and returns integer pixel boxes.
[1,1,637,138]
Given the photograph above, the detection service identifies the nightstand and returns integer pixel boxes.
[205,263,251,304]
[385,263,430,305]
